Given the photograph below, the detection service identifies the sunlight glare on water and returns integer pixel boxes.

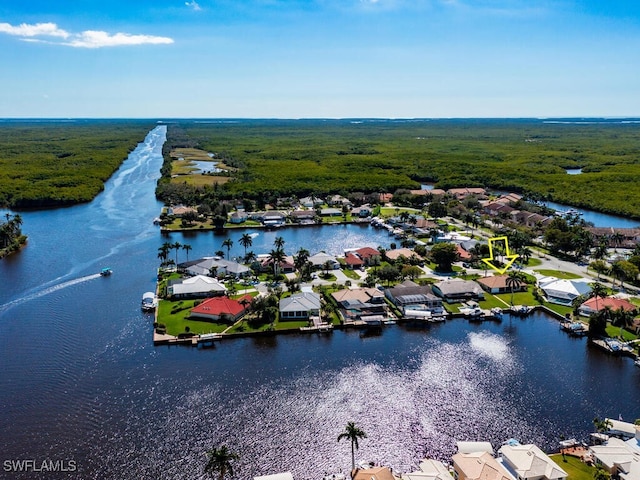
[96,334,541,480]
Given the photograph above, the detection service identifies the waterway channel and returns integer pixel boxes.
[1,125,640,480]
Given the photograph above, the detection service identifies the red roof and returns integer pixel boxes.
[581,296,637,313]
[345,252,364,266]
[455,244,472,260]
[190,294,252,317]
[356,246,380,259]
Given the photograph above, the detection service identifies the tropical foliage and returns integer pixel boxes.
[0,120,153,208]
[0,213,26,257]
[157,119,640,219]
[337,421,367,471]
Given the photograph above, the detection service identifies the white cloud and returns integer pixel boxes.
[65,30,174,48]
[185,1,202,11]
[0,21,174,48]
[0,22,69,38]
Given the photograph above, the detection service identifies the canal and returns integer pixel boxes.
[1,126,639,480]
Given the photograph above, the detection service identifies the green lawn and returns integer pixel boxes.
[534,269,582,279]
[495,289,539,307]
[479,294,510,309]
[157,299,230,335]
[544,303,574,317]
[341,268,361,280]
[605,324,639,342]
[549,454,595,480]
[525,257,543,267]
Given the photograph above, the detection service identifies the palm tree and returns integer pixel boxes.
[338,421,367,471]
[609,262,625,287]
[268,248,286,279]
[274,236,285,251]
[204,445,239,480]
[222,238,234,260]
[506,271,524,306]
[239,233,253,258]
[171,241,182,264]
[611,232,624,251]
[244,251,257,264]
[590,282,608,313]
[294,248,310,279]
[182,243,192,262]
[612,308,634,339]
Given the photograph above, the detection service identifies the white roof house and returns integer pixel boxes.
[279,292,321,319]
[308,252,340,269]
[402,459,452,480]
[168,275,227,297]
[453,451,514,480]
[457,441,495,455]
[590,437,640,480]
[539,278,592,306]
[498,444,567,480]
[255,473,295,480]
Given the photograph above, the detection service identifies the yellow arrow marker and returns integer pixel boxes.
[481,236,519,275]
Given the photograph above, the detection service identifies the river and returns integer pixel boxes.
[1,126,640,480]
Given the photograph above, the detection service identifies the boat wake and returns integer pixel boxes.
[0,273,103,315]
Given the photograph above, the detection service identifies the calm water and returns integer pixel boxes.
[1,126,640,480]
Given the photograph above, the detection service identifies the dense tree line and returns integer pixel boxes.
[155,119,640,218]
[0,121,153,208]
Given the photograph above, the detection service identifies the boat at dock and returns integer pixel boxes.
[141,291,158,311]
[635,358,640,368]
[560,321,588,337]
[509,305,531,315]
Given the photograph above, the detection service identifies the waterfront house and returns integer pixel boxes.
[498,444,567,480]
[279,292,321,320]
[321,208,343,217]
[432,279,484,303]
[589,437,640,479]
[579,296,637,317]
[385,280,443,311]
[452,451,513,480]
[344,252,365,270]
[538,278,592,306]
[289,210,316,223]
[168,275,227,299]
[385,248,422,262]
[308,252,341,270]
[189,294,252,323]
[402,459,452,480]
[332,287,387,322]
[355,246,381,266]
[261,258,295,274]
[262,211,287,227]
[477,275,527,294]
[351,204,372,218]
[332,287,386,306]
[230,211,248,224]
[352,466,395,480]
[254,473,295,480]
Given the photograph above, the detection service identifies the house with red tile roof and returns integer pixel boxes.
[455,244,472,261]
[355,246,381,266]
[344,252,365,269]
[477,274,526,294]
[578,296,638,317]
[189,294,252,323]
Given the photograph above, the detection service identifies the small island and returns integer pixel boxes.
[0,213,26,258]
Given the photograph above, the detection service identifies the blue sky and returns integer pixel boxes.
[1,0,639,118]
